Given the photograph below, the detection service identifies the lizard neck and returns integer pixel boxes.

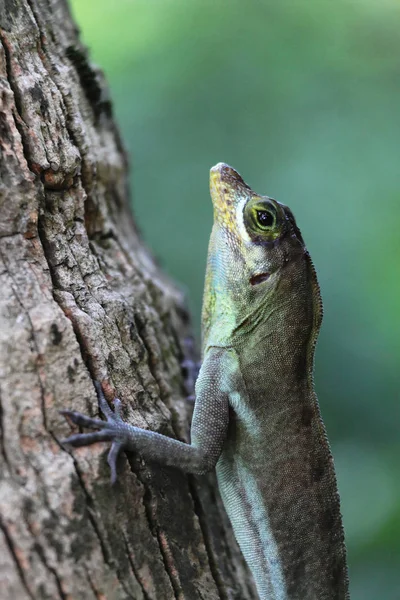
[204,249,322,381]
[237,253,319,411]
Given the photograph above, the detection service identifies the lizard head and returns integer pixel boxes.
[202,162,313,350]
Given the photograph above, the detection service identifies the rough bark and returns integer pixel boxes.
[0,1,257,599]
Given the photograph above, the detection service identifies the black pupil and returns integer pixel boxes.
[257,210,274,228]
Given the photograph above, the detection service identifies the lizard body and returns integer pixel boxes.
[63,163,349,600]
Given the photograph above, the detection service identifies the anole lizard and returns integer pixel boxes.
[62,163,350,600]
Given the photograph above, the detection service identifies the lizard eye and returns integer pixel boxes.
[256,210,275,229]
[243,197,283,242]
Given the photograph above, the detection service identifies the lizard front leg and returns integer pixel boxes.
[61,348,229,482]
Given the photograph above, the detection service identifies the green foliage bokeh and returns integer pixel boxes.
[71,1,400,597]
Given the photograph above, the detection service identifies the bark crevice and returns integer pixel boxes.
[132,462,184,600]
[25,519,67,600]
[0,517,36,600]
[0,389,11,469]
[123,532,152,600]
[64,448,138,600]
[188,479,227,600]
[0,36,36,177]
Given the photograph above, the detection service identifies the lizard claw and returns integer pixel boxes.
[61,382,127,484]
[93,381,123,423]
[112,398,123,421]
[107,441,123,485]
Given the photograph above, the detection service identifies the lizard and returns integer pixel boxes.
[61,163,350,600]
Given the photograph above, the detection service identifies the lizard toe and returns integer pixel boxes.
[60,409,107,430]
[61,430,113,447]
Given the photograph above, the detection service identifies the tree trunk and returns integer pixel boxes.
[0,1,257,599]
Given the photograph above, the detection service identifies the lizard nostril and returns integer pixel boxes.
[250,272,270,286]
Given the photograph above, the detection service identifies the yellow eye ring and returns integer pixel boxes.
[243,197,283,242]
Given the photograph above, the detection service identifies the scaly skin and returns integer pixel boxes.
[62,163,349,600]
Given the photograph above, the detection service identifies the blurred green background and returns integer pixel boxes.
[71,0,400,597]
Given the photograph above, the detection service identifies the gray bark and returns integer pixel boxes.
[0,1,257,598]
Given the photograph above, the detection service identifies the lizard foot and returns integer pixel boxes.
[61,382,126,484]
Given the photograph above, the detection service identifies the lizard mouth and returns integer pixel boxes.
[250,272,270,286]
